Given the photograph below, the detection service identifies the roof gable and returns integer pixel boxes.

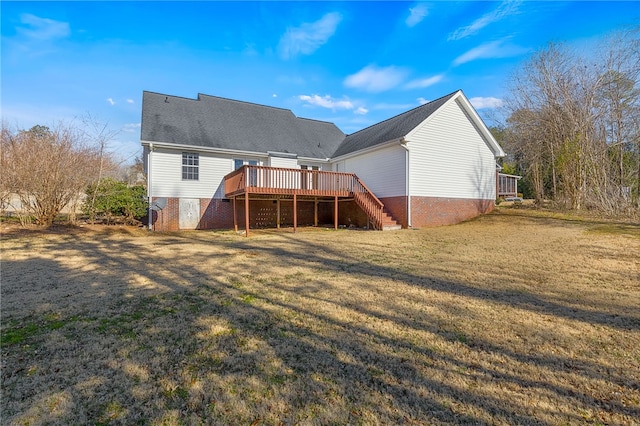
[141,91,345,158]
[331,91,459,158]
[405,91,505,158]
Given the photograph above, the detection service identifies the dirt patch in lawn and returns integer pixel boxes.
[2,210,639,425]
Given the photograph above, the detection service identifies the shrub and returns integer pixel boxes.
[84,178,147,224]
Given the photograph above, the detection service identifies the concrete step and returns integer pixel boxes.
[381,223,402,231]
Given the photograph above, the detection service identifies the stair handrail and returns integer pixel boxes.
[351,175,385,230]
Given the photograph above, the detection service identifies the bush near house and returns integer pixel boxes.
[83,178,147,224]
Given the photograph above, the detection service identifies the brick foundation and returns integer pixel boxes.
[151,197,347,231]
[379,196,409,228]
[150,196,494,231]
[410,196,494,227]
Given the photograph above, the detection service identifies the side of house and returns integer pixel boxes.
[328,91,504,228]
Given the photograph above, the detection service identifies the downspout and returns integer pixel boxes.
[402,142,411,228]
[147,143,153,230]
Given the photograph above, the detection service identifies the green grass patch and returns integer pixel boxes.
[1,322,40,346]
[1,313,83,346]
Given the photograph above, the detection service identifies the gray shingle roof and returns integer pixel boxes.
[141,90,461,159]
[332,90,460,158]
[141,91,345,158]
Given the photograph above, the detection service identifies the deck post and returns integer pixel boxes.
[233,197,238,232]
[244,195,249,237]
[334,195,338,229]
[293,194,297,233]
[314,198,318,227]
[276,196,281,229]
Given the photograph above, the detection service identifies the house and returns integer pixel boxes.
[141,89,506,234]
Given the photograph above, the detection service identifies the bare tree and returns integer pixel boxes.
[1,123,102,226]
[503,27,640,214]
[80,113,120,224]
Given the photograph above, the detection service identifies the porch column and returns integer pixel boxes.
[314,198,318,227]
[244,195,250,237]
[233,197,238,232]
[334,196,338,229]
[293,194,297,233]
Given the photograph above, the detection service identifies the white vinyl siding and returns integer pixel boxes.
[268,156,298,169]
[407,99,496,200]
[149,148,236,199]
[336,144,406,198]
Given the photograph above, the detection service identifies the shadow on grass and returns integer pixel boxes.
[1,223,639,424]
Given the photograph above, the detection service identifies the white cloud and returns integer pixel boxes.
[106,98,116,106]
[126,99,135,104]
[278,12,342,59]
[417,97,430,105]
[448,0,521,41]
[406,4,428,27]
[453,39,528,65]
[299,94,354,110]
[272,94,278,98]
[17,14,70,40]
[354,107,369,115]
[371,102,417,111]
[405,74,444,89]
[344,65,409,93]
[469,97,504,109]
[122,123,141,133]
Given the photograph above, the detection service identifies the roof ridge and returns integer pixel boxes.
[296,116,339,125]
[346,89,461,137]
[197,93,298,116]
[143,90,201,102]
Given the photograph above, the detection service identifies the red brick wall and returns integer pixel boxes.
[151,197,180,232]
[150,196,494,231]
[378,196,408,228]
[410,196,494,227]
[152,197,338,231]
[199,199,234,229]
[338,200,369,228]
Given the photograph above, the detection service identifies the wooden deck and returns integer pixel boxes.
[224,165,399,235]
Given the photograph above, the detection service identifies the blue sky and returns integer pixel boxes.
[2,1,638,163]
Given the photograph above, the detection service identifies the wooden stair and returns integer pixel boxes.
[378,210,402,231]
[352,178,402,231]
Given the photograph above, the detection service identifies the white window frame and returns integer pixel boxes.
[182,152,199,181]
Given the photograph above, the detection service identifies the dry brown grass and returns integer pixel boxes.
[1,208,639,425]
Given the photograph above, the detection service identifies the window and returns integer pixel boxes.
[234,159,259,186]
[234,159,259,169]
[182,152,199,180]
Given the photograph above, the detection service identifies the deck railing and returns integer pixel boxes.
[352,176,385,230]
[224,165,387,228]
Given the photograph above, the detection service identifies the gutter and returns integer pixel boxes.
[402,144,411,228]
[140,140,330,163]
[147,143,153,230]
[330,137,406,163]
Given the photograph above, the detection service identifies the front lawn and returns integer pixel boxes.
[1,210,639,425]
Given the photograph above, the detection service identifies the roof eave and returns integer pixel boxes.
[141,140,331,162]
[141,140,269,158]
[330,137,406,162]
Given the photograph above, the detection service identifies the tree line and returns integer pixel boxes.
[1,122,146,226]
[500,27,639,215]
